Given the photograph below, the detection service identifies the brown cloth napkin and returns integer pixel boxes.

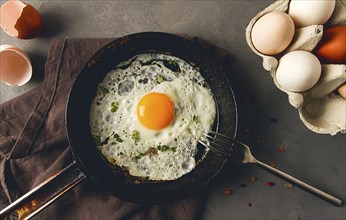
[0,37,228,219]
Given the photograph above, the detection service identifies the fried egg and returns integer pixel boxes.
[89,53,216,181]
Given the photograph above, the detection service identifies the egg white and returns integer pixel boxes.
[89,53,216,181]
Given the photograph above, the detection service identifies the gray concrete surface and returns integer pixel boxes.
[1,1,345,219]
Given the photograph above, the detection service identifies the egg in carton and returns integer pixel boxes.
[245,0,346,135]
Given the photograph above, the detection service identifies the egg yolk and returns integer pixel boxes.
[137,92,175,130]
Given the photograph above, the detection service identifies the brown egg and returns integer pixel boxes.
[251,12,295,55]
[314,26,346,64]
[0,0,43,39]
[337,83,346,99]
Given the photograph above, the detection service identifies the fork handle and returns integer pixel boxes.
[256,160,343,206]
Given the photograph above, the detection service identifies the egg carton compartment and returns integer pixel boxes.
[246,0,346,135]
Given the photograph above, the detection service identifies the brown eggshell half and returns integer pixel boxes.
[0,0,43,39]
[0,45,32,86]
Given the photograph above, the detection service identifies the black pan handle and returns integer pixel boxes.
[0,161,86,220]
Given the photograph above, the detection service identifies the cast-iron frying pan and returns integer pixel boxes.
[0,32,237,219]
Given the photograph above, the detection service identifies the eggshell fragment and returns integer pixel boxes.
[0,0,43,39]
[251,11,295,55]
[288,0,336,28]
[0,45,32,86]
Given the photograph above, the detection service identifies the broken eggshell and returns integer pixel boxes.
[0,44,32,86]
[246,0,346,135]
[0,0,43,39]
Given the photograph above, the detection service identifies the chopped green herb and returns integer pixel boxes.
[164,59,180,72]
[157,145,170,152]
[162,145,170,151]
[99,86,109,95]
[135,151,145,159]
[110,102,119,112]
[192,115,198,122]
[156,76,165,83]
[132,130,140,142]
[94,136,101,146]
[171,147,177,152]
[113,133,123,142]
[168,59,177,66]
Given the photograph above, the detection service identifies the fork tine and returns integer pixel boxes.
[201,131,247,160]
[203,132,236,149]
[199,134,232,158]
[199,139,227,159]
[208,130,236,142]
[198,138,227,158]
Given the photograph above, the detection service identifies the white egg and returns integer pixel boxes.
[275,50,321,92]
[89,53,216,181]
[288,0,336,28]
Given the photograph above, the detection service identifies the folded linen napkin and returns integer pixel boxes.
[0,37,228,219]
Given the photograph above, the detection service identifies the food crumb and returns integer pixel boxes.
[276,146,285,153]
[267,181,275,187]
[284,183,293,188]
[224,188,232,196]
[250,176,257,183]
[255,139,261,144]
[248,202,253,207]
[269,162,277,168]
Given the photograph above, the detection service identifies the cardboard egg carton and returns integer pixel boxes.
[245,0,346,135]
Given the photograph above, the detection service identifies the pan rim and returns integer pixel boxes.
[65,31,238,203]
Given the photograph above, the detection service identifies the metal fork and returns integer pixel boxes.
[199,131,343,207]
